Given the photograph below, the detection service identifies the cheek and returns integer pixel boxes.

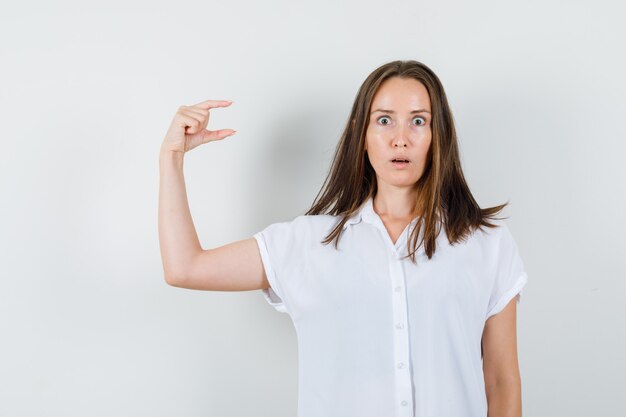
[365,129,391,155]
[365,128,382,150]
[416,125,432,140]
[415,130,432,154]
[365,125,380,141]
[420,133,432,149]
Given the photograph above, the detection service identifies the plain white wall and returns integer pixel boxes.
[1,0,625,416]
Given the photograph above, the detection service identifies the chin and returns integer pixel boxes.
[378,175,420,188]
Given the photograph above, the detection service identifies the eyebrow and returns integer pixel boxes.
[371,108,431,114]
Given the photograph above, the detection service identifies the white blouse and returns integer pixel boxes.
[253,195,528,417]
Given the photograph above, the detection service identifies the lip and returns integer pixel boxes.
[391,155,411,162]
[391,160,411,169]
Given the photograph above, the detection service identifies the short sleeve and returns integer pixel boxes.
[485,223,529,320]
[253,220,296,315]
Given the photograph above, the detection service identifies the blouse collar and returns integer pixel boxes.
[342,196,421,230]
[341,196,447,258]
[342,196,424,234]
[341,196,373,230]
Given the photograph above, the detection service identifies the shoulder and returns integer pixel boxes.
[448,219,513,258]
[471,218,511,243]
[256,213,341,242]
[292,214,345,241]
[263,213,339,228]
[469,219,522,265]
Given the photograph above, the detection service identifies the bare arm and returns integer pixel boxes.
[173,237,269,291]
[482,297,523,417]
[158,99,269,291]
[158,149,202,282]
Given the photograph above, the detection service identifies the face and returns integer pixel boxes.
[363,76,432,190]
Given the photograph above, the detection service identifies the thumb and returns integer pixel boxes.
[200,128,237,143]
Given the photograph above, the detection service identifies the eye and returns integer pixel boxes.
[413,116,426,126]
[377,116,391,125]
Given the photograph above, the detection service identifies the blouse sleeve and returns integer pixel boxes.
[253,219,297,315]
[485,222,529,320]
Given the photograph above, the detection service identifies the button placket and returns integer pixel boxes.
[389,248,413,415]
[368,210,415,415]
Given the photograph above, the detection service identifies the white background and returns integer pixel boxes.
[1,0,624,416]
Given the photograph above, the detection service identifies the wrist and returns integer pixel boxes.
[159,147,185,167]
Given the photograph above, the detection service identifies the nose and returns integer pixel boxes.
[393,125,408,148]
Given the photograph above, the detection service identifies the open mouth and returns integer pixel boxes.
[391,159,410,169]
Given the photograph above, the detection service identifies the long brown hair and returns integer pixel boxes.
[305,59,509,263]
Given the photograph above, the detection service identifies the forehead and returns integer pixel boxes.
[371,77,431,110]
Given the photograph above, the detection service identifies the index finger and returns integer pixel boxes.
[192,99,234,110]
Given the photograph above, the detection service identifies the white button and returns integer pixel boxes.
[395,323,404,329]
[394,286,402,292]
[401,400,408,406]
[397,362,405,369]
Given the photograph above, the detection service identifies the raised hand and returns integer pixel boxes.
[161,99,236,154]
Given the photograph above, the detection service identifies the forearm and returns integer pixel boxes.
[158,148,202,281]
[486,381,522,417]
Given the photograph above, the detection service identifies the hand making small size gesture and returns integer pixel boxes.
[160,99,237,154]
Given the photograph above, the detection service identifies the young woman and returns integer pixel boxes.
[158,59,528,417]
